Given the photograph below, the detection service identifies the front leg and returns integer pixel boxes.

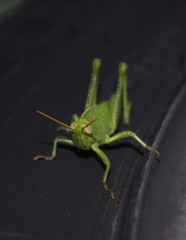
[33,136,74,160]
[105,130,160,159]
[92,144,115,200]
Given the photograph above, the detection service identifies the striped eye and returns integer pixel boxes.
[70,122,77,130]
[82,123,93,135]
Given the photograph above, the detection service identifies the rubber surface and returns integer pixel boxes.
[0,1,186,240]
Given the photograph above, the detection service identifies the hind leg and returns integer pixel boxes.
[85,58,101,110]
[110,62,130,131]
[121,63,131,124]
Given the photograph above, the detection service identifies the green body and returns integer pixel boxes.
[34,59,159,199]
[71,60,130,150]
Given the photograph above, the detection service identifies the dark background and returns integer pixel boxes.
[0,1,186,240]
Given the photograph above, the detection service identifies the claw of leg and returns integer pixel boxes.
[102,181,115,200]
[33,155,55,161]
[146,146,160,161]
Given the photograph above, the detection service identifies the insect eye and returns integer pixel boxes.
[82,123,93,135]
[70,122,77,130]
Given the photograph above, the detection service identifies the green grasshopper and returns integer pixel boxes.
[34,58,159,199]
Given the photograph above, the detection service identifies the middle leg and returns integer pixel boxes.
[105,130,160,159]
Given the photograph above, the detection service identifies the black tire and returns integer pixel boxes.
[0,1,186,240]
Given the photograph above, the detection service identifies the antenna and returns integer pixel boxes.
[82,118,98,132]
[36,110,73,131]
